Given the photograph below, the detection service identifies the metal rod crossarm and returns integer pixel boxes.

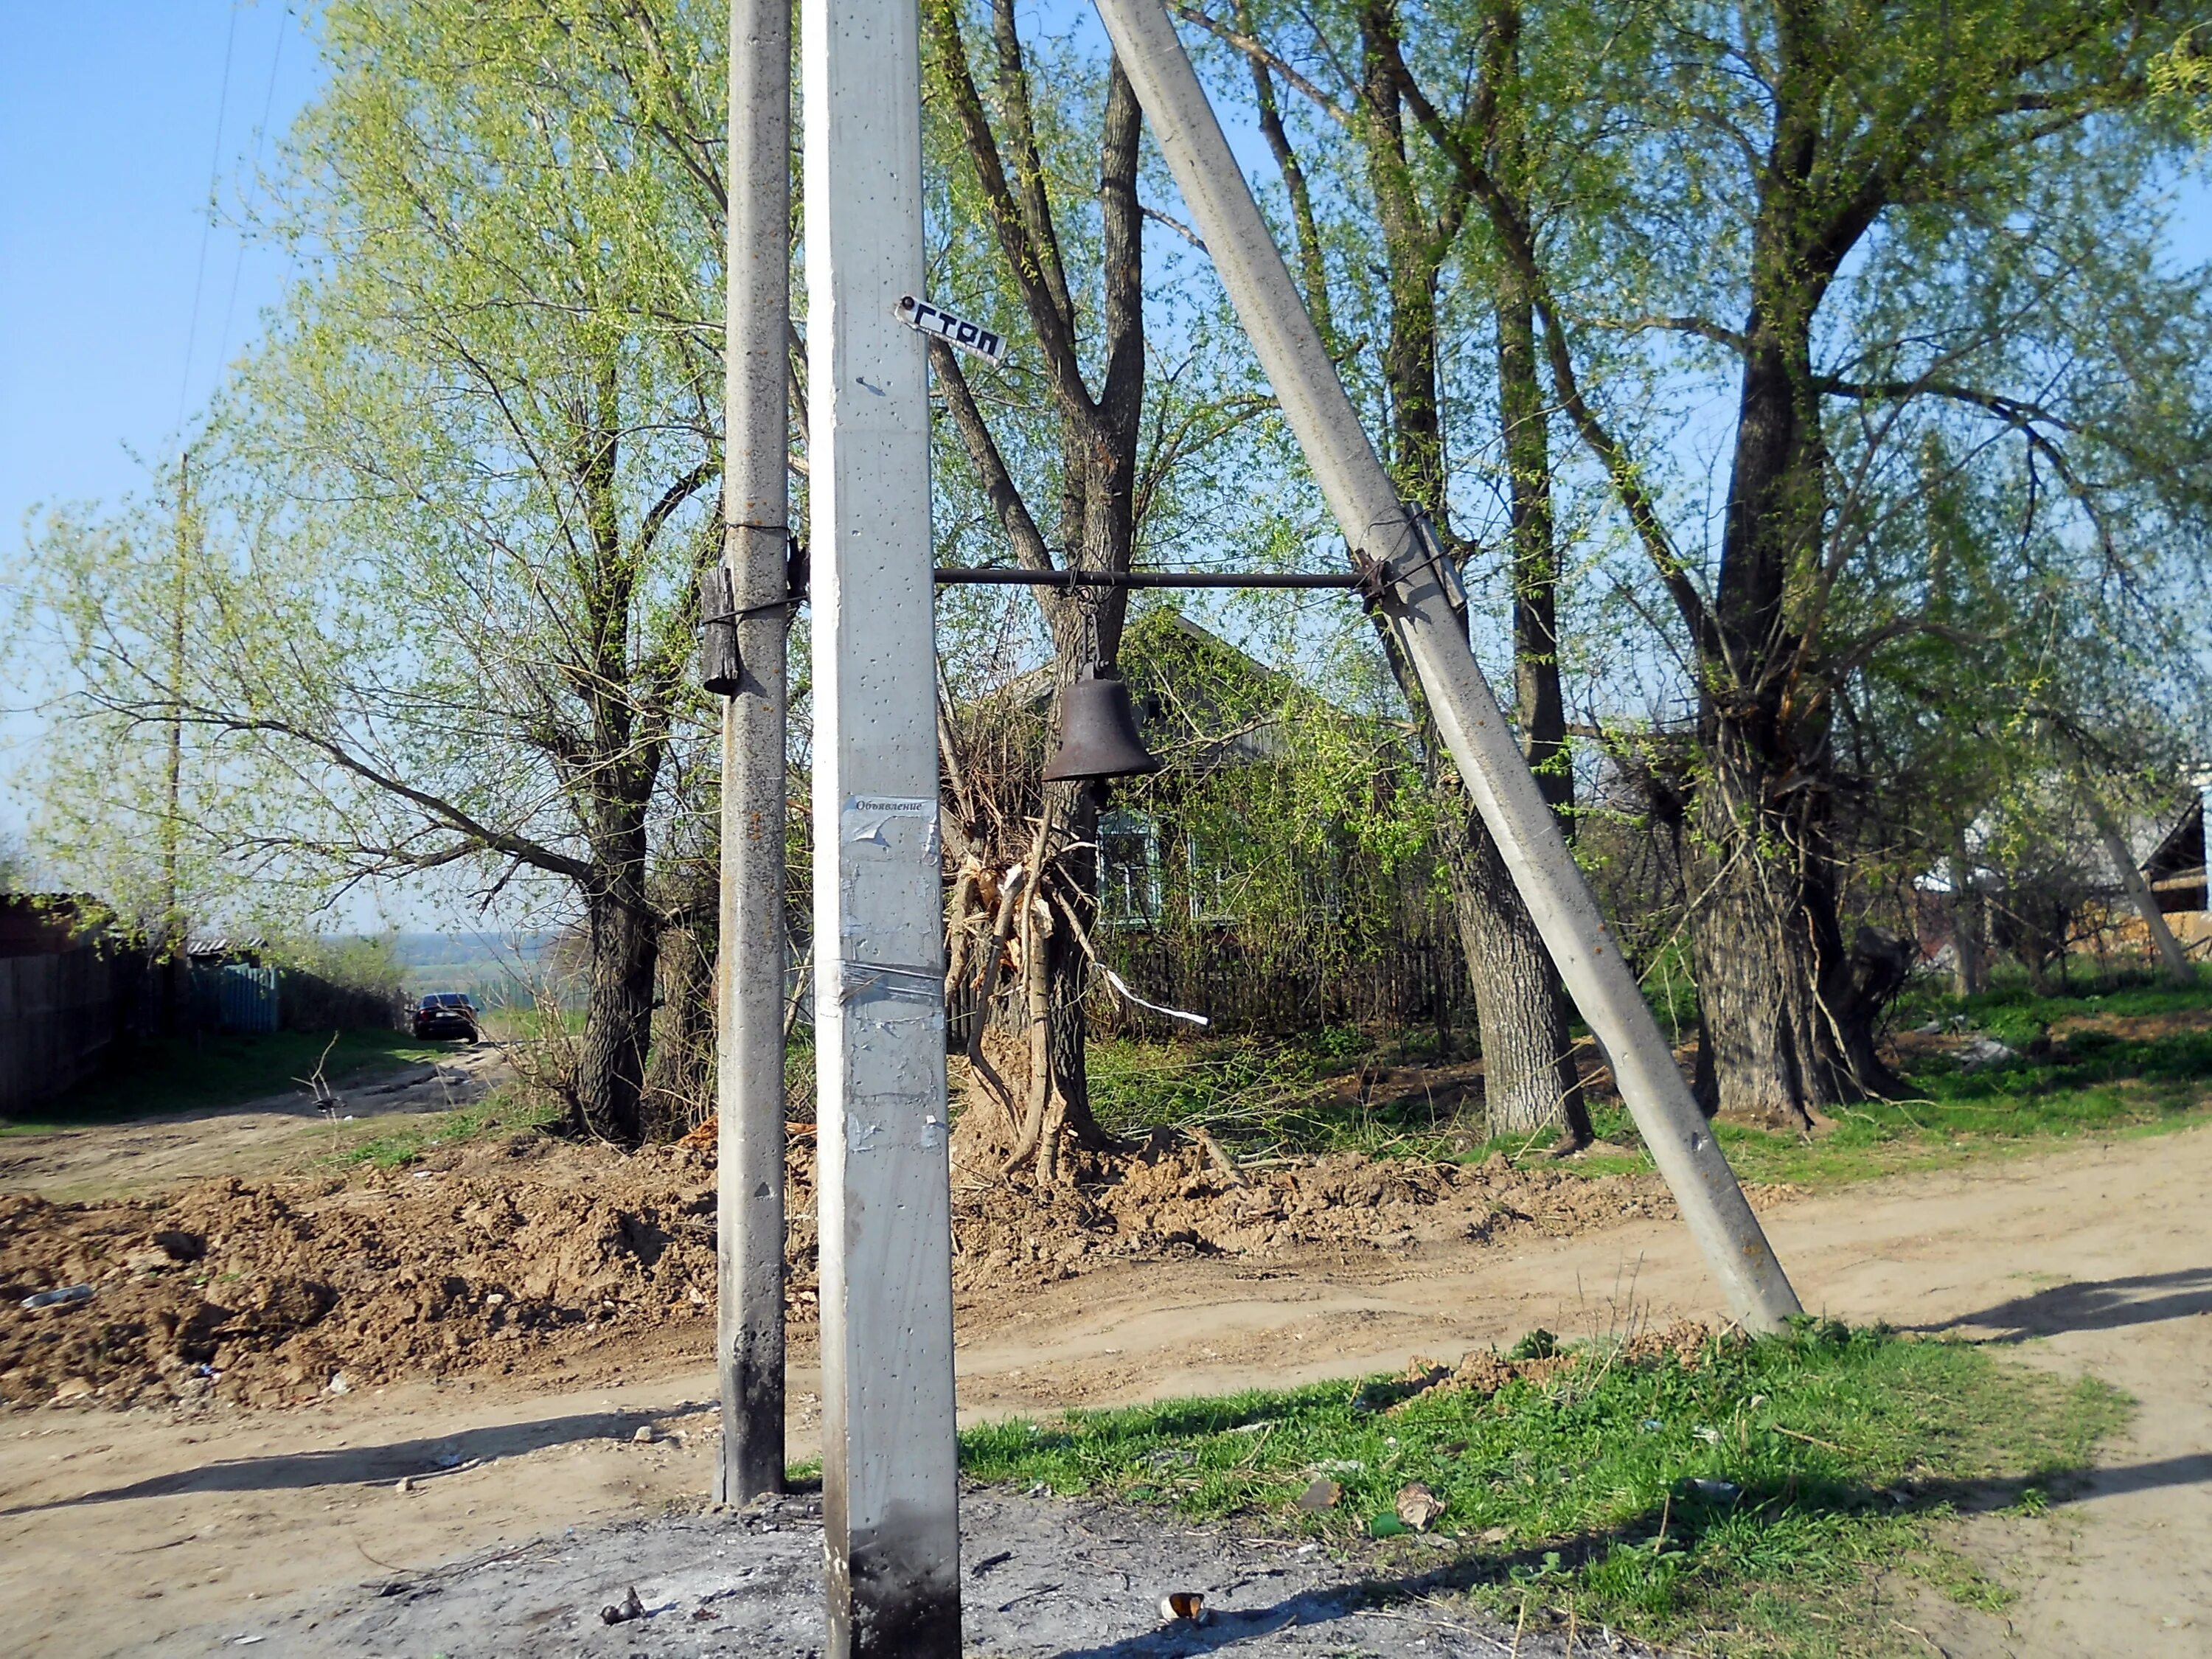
[933,566,1361,589]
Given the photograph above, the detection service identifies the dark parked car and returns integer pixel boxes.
[411,991,481,1042]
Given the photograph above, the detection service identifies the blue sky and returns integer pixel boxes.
[5,3,2207,576]
[1,1,316,841]
[1,3,316,535]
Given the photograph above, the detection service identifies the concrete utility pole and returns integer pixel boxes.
[2088,799,2195,987]
[1089,0,1803,1332]
[162,451,192,1037]
[803,0,961,1644]
[714,0,796,1503]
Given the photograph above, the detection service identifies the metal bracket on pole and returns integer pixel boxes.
[1089,0,1802,1332]
[1402,513,1469,631]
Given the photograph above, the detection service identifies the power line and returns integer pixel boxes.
[213,10,288,386]
[173,0,243,443]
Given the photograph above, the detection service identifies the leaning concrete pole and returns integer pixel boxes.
[714,0,796,1503]
[2088,799,2194,987]
[1090,0,1802,1332]
[804,0,962,1642]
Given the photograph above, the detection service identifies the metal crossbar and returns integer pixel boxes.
[933,566,1361,590]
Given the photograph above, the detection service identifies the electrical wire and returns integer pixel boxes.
[212,9,288,383]
[173,0,244,441]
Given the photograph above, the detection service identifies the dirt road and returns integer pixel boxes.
[1,1124,2205,1655]
[0,1044,509,1203]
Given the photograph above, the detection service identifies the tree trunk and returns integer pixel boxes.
[1484,243,1589,1149]
[1034,776,1121,1178]
[642,909,716,1139]
[1680,797,1824,1133]
[1688,257,1896,1123]
[1438,805,1590,1142]
[576,878,658,1146]
[1950,826,1986,998]
[1826,925,1911,1091]
[1679,735,1903,1128]
[1498,285,1568,820]
[1691,993,1720,1117]
[2091,800,2195,986]
[1349,1,1587,1149]
[1023,56,1144,1180]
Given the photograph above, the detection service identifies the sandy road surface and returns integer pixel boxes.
[1,1124,2205,1655]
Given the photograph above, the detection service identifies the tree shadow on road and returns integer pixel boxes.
[0,1401,695,1514]
[1916,1265,2212,1343]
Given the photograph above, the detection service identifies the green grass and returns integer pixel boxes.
[1086,965,2212,1192]
[960,1321,2125,1655]
[1891,961,2212,1036]
[1717,973,2212,1188]
[481,1004,585,1041]
[0,1028,456,1133]
[320,1082,563,1169]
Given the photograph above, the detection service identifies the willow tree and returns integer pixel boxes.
[922,2,1279,1179]
[1346,0,2212,1126]
[12,462,277,959]
[1178,0,1594,1143]
[1179,0,2212,1127]
[24,1,731,1144]
[1603,0,2210,1124]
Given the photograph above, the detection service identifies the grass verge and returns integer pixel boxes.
[1087,969,2212,1191]
[314,1082,565,1169]
[960,1321,2124,1655]
[0,1029,456,1133]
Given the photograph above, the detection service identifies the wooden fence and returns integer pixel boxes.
[0,943,123,1116]
[1092,926,1470,1041]
[940,923,1471,1050]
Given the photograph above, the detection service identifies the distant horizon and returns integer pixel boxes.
[386,929,558,964]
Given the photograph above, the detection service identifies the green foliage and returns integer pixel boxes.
[961,1324,2125,1650]
[270,931,408,998]
[212,0,728,888]
[1086,1029,1369,1145]
[2151,29,2212,141]
[10,0,2208,1113]
[1086,1026,1609,1165]
[9,475,292,946]
[1710,970,2212,1182]
[12,1,733,948]
[1103,606,1455,990]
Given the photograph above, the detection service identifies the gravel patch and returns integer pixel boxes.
[184,1486,1643,1656]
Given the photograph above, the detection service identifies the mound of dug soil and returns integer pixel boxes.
[1375,1318,1730,1411]
[0,1129,1679,1412]
[946,1139,1676,1296]
[0,1133,737,1411]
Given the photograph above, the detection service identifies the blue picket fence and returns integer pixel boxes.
[192,964,280,1034]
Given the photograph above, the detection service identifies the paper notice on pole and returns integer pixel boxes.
[843,794,937,828]
[837,796,943,967]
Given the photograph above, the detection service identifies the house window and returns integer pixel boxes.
[1099,810,1163,924]
[1185,832,1239,923]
